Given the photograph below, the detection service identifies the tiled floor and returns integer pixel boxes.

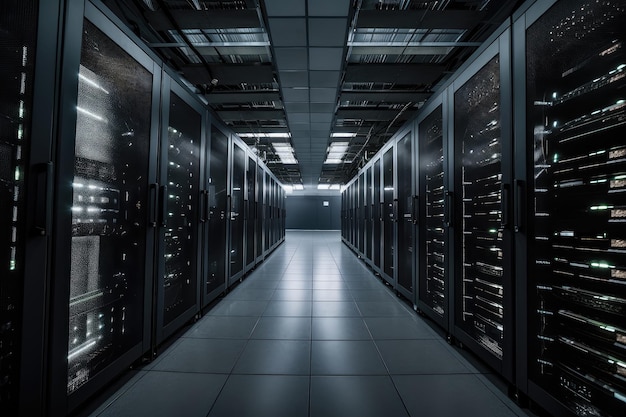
[87,230,530,417]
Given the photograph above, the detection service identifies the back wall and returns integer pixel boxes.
[285,195,341,230]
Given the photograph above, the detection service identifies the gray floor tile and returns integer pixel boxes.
[311,340,387,375]
[312,317,371,340]
[313,289,353,301]
[312,301,361,317]
[272,289,313,301]
[345,279,385,290]
[312,281,348,290]
[393,374,521,417]
[238,279,280,289]
[310,376,409,417]
[226,288,275,301]
[185,316,259,339]
[351,289,395,302]
[97,372,227,417]
[208,375,309,417]
[152,338,246,374]
[232,339,311,375]
[263,300,312,317]
[208,300,269,316]
[364,317,438,340]
[276,280,313,289]
[357,301,413,317]
[376,339,472,374]
[251,316,312,340]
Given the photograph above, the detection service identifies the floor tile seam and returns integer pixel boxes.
[472,373,530,416]
[92,371,150,417]
[144,368,234,375]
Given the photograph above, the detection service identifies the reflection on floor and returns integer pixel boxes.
[85,230,532,417]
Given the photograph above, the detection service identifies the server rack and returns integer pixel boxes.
[153,71,204,344]
[381,142,397,286]
[244,152,257,273]
[48,2,161,413]
[1,1,61,414]
[417,95,451,330]
[373,157,382,275]
[451,25,515,381]
[357,173,365,255]
[364,165,373,266]
[396,126,416,302]
[515,0,626,415]
[228,139,246,286]
[255,163,265,264]
[203,121,229,307]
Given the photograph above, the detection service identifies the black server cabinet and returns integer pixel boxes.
[245,154,256,273]
[516,0,626,415]
[365,166,373,265]
[358,173,365,255]
[255,163,264,263]
[48,3,160,413]
[1,0,60,414]
[204,122,229,306]
[263,172,270,256]
[153,73,202,343]
[396,129,416,302]
[382,145,396,286]
[373,158,382,274]
[451,27,514,380]
[417,98,450,329]
[228,141,245,285]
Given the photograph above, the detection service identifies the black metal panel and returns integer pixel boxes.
[205,91,282,104]
[382,147,395,284]
[217,109,285,122]
[340,91,432,103]
[356,10,482,29]
[524,1,626,415]
[344,64,445,85]
[245,156,256,269]
[365,166,373,262]
[373,158,382,270]
[336,108,414,122]
[255,165,264,261]
[146,9,260,30]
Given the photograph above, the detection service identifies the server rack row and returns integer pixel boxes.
[0,1,285,415]
[342,0,626,416]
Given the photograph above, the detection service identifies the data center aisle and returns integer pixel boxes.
[87,230,529,417]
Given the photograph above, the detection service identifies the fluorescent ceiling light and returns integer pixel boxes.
[283,185,293,193]
[317,184,330,190]
[324,159,343,164]
[324,141,350,164]
[239,132,291,138]
[293,184,304,190]
[329,184,340,190]
[331,132,356,138]
[273,143,297,164]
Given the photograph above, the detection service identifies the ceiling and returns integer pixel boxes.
[104,0,521,190]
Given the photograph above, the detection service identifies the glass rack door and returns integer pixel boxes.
[382,147,395,283]
[397,132,414,297]
[373,159,382,270]
[246,156,256,269]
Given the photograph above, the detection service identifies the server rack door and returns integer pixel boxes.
[205,124,229,303]
[365,166,373,263]
[264,173,270,254]
[228,143,245,283]
[373,158,382,271]
[452,30,514,379]
[255,163,264,262]
[396,131,414,299]
[520,1,626,415]
[155,80,201,340]
[245,156,256,270]
[358,173,365,254]
[49,7,160,412]
[382,147,396,285]
[418,103,448,327]
[2,0,58,414]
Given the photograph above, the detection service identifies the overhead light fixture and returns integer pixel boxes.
[283,185,293,193]
[331,132,356,138]
[329,184,340,190]
[293,184,304,190]
[324,141,349,164]
[239,132,291,139]
[317,184,330,190]
[273,143,297,164]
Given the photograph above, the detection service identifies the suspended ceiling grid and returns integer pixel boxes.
[103,0,522,188]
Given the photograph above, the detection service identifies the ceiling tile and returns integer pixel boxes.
[264,0,305,16]
[308,18,347,47]
[308,0,351,16]
[288,113,310,124]
[284,103,309,113]
[282,88,309,102]
[310,88,337,102]
[309,71,341,87]
[309,48,344,70]
[310,103,335,113]
[279,71,309,87]
[291,129,311,137]
[310,113,333,124]
[269,18,307,46]
[289,122,311,130]
[311,122,331,131]
[275,48,308,70]
[311,129,330,137]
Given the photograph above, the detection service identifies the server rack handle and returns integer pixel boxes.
[148,183,159,227]
[379,202,384,222]
[200,190,209,223]
[159,185,168,227]
[514,179,524,233]
[34,162,53,236]
[500,183,510,230]
[393,199,398,222]
[412,195,419,225]
[443,190,453,228]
